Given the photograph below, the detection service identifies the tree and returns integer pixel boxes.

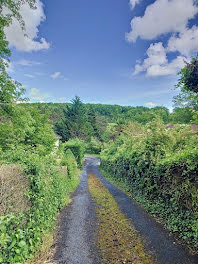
[0,1,35,115]
[55,96,94,141]
[174,55,198,107]
[170,107,193,124]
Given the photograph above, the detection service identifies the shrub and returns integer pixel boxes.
[61,149,78,178]
[64,138,85,167]
[0,152,79,264]
[100,119,198,252]
[85,137,102,154]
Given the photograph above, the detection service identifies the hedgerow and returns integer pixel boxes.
[0,150,79,264]
[100,119,198,252]
[64,138,85,167]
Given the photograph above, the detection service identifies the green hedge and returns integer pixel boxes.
[64,138,85,167]
[0,152,79,264]
[100,120,198,252]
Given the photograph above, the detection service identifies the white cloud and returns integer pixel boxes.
[130,0,142,10]
[4,0,50,52]
[146,56,186,77]
[167,26,198,56]
[16,59,41,66]
[126,0,198,42]
[145,102,157,107]
[133,42,186,77]
[29,88,52,101]
[51,72,61,79]
[50,72,69,81]
[24,74,35,78]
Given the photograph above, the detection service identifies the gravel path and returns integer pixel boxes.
[53,156,198,264]
[53,164,100,264]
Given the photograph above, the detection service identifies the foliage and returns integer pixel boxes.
[0,0,35,117]
[61,149,78,178]
[0,152,79,264]
[0,2,82,263]
[100,119,198,252]
[55,96,94,141]
[170,107,194,124]
[174,55,198,107]
[176,55,198,94]
[85,137,102,154]
[0,104,56,155]
[64,138,85,167]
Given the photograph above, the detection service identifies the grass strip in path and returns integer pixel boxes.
[88,172,155,264]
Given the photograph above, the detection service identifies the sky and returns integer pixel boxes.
[5,0,198,109]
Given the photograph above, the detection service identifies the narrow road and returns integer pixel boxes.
[53,156,198,264]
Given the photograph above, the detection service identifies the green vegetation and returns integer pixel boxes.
[0,2,81,262]
[100,56,198,253]
[0,0,198,260]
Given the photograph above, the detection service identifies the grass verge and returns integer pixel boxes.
[27,170,80,264]
[88,172,155,264]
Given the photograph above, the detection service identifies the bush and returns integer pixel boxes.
[0,152,79,264]
[85,137,102,154]
[61,149,78,178]
[100,119,198,252]
[64,138,85,167]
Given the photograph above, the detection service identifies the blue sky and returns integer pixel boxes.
[5,0,198,109]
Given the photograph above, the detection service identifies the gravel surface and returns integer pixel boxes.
[53,164,100,264]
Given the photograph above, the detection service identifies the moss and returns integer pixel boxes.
[88,172,155,264]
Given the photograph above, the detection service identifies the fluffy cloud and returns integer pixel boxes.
[129,0,142,10]
[146,56,186,77]
[126,0,198,42]
[133,42,186,77]
[4,0,50,52]
[129,0,198,77]
[51,72,61,79]
[29,88,52,101]
[167,26,198,56]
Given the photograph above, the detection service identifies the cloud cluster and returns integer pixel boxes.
[4,0,50,52]
[128,0,198,77]
[134,42,186,77]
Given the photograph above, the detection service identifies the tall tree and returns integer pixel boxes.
[0,0,35,116]
[55,96,94,141]
[174,55,198,108]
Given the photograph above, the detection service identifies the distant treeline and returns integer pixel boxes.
[21,99,196,144]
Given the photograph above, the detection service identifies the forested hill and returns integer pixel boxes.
[23,100,194,127]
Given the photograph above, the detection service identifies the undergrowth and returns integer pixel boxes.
[100,119,198,253]
[0,150,80,264]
